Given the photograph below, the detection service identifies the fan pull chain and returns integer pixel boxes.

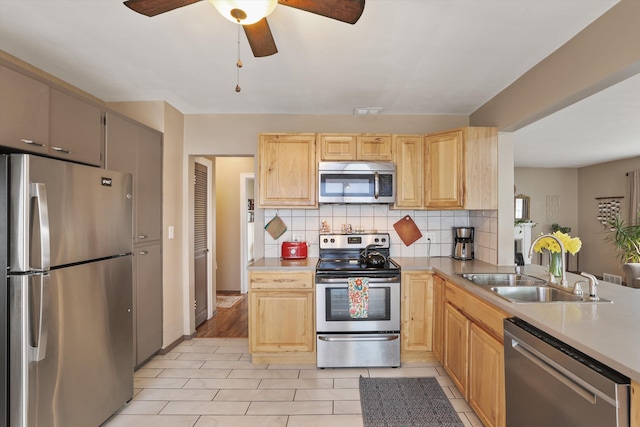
[235,23,242,92]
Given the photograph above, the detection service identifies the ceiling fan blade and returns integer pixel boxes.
[278,0,365,24]
[123,0,201,17]
[243,19,278,57]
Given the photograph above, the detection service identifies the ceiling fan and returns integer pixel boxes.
[123,0,366,57]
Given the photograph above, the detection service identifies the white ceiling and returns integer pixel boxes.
[1,0,637,167]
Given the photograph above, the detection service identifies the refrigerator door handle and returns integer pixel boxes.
[30,182,51,271]
[28,274,50,362]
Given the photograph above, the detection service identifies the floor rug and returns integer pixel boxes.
[359,376,465,427]
[216,295,243,308]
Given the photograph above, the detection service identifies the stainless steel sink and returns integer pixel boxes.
[458,273,612,303]
[490,286,611,303]
[459,273,547,287]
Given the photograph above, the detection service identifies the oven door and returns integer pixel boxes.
[315,275,400,333]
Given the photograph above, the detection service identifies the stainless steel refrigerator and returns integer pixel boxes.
[1,153,134,427]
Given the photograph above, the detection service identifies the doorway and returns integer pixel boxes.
[194,156,254,338]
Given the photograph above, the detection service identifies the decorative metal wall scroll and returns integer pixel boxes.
[595,196,623,228]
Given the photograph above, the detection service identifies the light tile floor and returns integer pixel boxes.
[103,338,484,427]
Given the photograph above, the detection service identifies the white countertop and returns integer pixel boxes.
[396,256,640,383]
[248,256,640,382]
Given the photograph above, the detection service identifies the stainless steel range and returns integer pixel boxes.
[315,233,401,368]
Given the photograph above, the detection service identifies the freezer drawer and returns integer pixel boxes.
[9,256,133,427]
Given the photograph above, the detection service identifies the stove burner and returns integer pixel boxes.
[316,257,400,272]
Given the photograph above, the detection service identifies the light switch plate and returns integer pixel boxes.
[425,232,436,243]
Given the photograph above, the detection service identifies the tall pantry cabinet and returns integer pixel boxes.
[105,112,164,368]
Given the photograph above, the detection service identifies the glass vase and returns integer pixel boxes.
[549,252,563,281]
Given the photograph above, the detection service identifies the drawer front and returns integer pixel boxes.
[249,271,314,290]
[445,281,508,341]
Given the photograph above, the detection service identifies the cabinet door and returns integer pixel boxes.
[319,134,356,160]
[134,243,163,366]
[259,133,316,207]
[463,127,498,210]
[401,272,433,354]
[432,275,445,362]
[105,113,162,244]
[49,89,103,166]
[357,135,392,161]
[249,290,314,353]
[0,65,49,153]
[469,323,505,427]
[444,302,469,396]
[136,127,163,242]
[105,113,138,240]
[392,134,424,208]
[425,130,464,208]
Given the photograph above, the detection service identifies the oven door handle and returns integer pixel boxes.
[318,335,399,342]
[315,276,399,284]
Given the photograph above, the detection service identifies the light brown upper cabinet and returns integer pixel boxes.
[393,134,424,208]
[319,134,357,160]
[356,134,392,160]
[425,129,465,208]
[318,133,392,161]
[259,133,317,208]
[394,127,497,210]
[425,127,498,209]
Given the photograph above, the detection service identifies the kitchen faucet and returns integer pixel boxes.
[528,234,568,287]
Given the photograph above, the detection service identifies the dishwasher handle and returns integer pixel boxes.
[505,329,616,407]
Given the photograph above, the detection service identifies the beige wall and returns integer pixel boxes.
[578,156,640,280]
[215,157,254,292]
[514,167,579,271]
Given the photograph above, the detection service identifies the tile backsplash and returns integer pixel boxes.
[263,206,498,264]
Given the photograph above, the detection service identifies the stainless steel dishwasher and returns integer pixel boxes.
[504,318,630,427]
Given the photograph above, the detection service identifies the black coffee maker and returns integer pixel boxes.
[453,227,474,260]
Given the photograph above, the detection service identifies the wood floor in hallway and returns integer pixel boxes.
[196,293,248,338]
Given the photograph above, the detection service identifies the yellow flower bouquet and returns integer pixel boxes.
[533,231,581,280]
[533,231,582,255]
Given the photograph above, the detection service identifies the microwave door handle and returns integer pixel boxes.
[374,172,379,199]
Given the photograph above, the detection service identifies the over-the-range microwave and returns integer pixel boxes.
[318,161,396,204]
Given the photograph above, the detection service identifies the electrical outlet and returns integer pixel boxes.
[425,232,436,243]
[293,234,303,242]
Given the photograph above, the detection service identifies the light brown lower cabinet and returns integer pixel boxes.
[432,275,445,362]
[248,271,315,364]
[400,272,435,362]
[444,302,469,393]
[469,323,505,427]
[442,278,507,427]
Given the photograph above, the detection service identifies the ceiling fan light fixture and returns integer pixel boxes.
[209,0,277,24]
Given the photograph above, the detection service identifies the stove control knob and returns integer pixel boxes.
[374,238,379,242]
[323,238,328,243]
[330,238,335,243]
